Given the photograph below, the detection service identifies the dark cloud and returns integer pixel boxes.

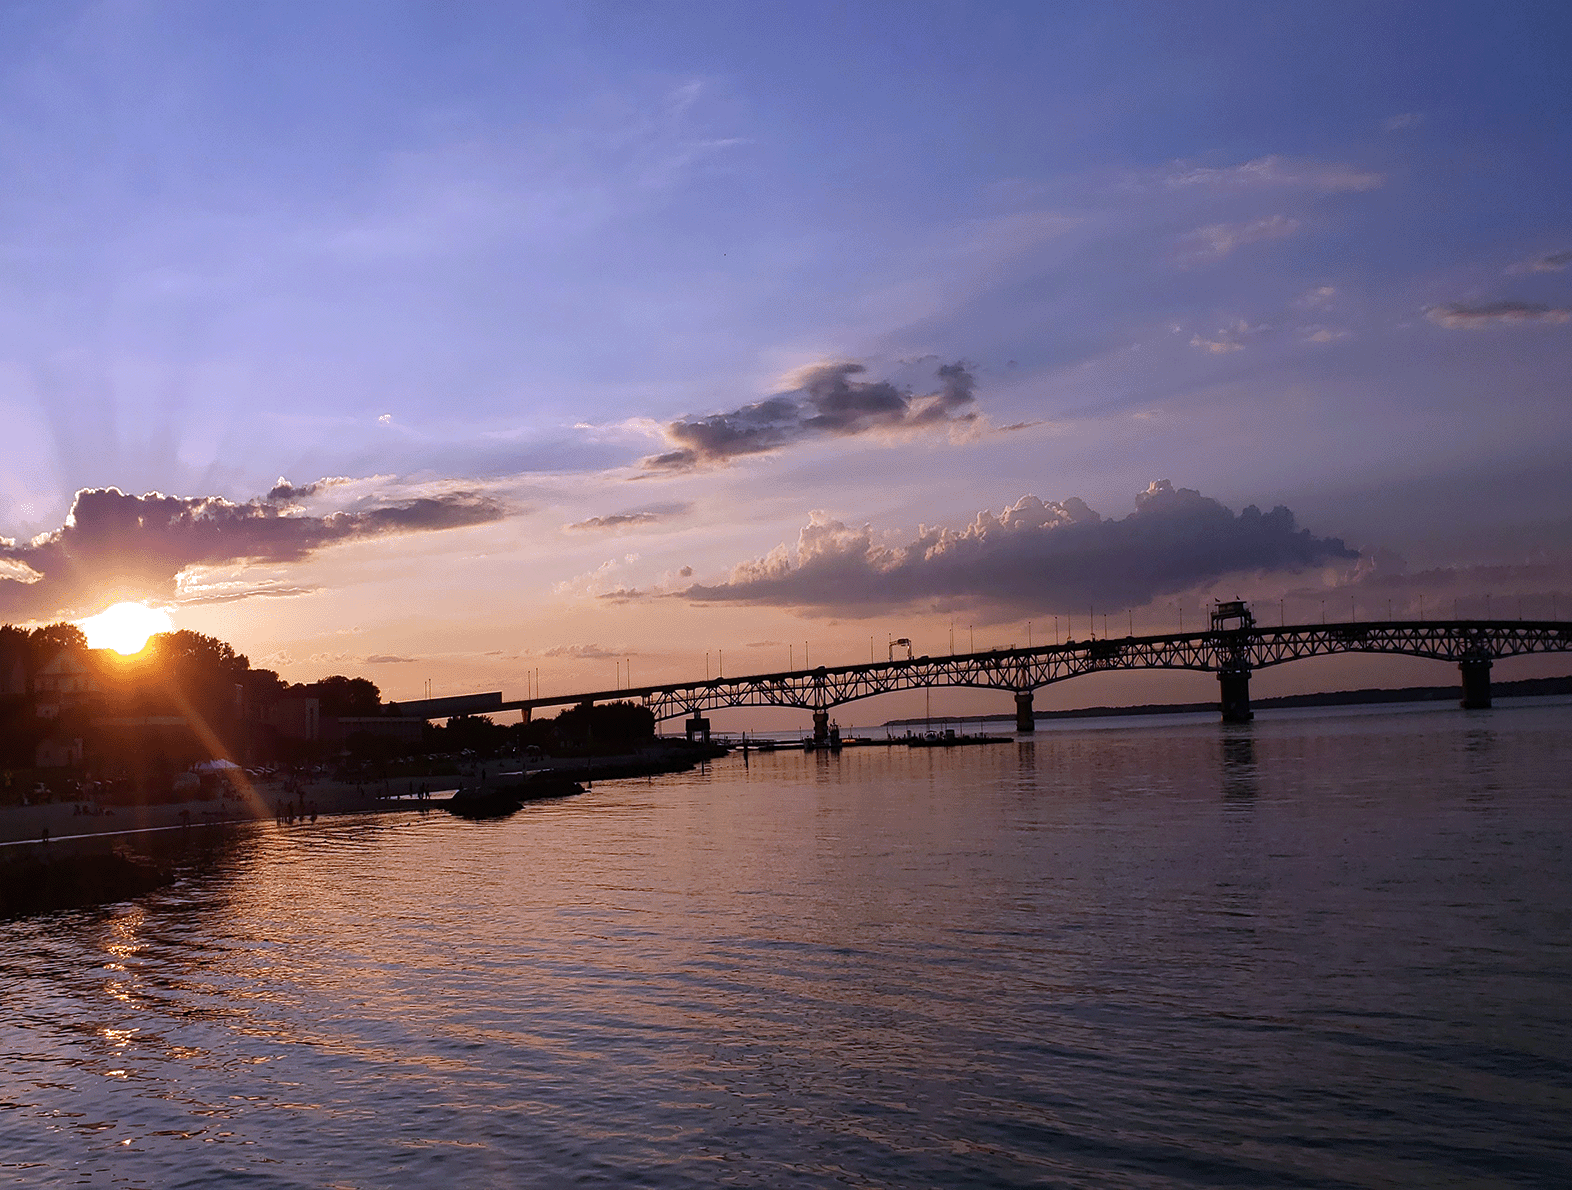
[565,503,690,531]
[1426,302,1571,328]
[681,481,1356,617]
[0,483,505,617]
[644,361,979,470]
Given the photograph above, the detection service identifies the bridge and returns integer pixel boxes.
[392,605,1572,741]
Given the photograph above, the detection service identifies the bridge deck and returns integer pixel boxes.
[470,619,1572,724]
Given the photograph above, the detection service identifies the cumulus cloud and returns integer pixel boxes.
[1425,302,1572,329]
[565,503,690,531]
[1178,215,1300,264]
[1163,155,1382,193]
[1507,250,1572,275]
[0,482,505,617]
[681,481,1356,617]
[643,361,979,470]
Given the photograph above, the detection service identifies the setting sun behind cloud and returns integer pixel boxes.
[77,602,174,655]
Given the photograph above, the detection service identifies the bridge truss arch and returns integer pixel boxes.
[500,620,1572,732]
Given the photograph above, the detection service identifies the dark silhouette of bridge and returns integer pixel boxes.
[422,604,1571,743]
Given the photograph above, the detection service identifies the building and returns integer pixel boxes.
[35,735,84,768]
[260,696,320,742]
[33,651,104,717]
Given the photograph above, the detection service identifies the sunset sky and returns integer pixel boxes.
[1,2,1569,725]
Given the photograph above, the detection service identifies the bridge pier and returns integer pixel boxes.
[1014,691,1035,733]
[684,714,711,743]
[1459,658,1492,709]
[1217,668,1253,722]
[812,710,831,745]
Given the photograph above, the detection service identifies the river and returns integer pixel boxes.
[3,699,1570,1187]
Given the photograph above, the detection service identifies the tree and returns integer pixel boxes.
[147,631,250,676]
[27,622,87,667]
[307,675,381,718]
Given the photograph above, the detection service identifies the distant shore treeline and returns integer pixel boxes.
[883,674,1572,726]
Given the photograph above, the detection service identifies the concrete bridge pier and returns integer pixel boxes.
[1014,691,1035,733]
[1217,668,1254,723]
[812,710,831,745]
[685,713,711,743]
[1459,658,1492,709]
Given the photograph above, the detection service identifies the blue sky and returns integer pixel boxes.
[0,1,1568,712]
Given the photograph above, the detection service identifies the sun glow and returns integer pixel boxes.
[78,602,174,655]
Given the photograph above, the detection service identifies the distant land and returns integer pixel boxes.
[881,675,1572,727]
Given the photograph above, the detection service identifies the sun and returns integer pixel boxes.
[78,602,175,656]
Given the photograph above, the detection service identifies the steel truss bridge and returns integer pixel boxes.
[489,616,1572,738]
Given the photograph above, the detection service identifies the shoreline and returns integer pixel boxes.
[0,744,721,847]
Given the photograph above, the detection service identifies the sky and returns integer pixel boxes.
[0,1,1569,725]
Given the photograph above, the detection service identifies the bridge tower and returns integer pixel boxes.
[1211,600,1256,723]
[1014,690,1035,733]
[1459,657,1492,709]
[810,667,832,744]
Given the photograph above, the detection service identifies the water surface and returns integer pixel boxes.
[3,700,1570,1187]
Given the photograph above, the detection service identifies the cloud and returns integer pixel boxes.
[1382,113,1425,133]
[365,654,417,664]
[1177,215,1300,264]
[1303,327,1350,344]
[1297,284,1337,309]
[0,482,505,617]
[643,361,979,470]
[680,481,1356,617]
[1425,302,1572,329]
[1163,155,1382,193]
[565,503,690,531]
[1188,320,1265,354]
[0,558,44,585]
[1507,250,1572,275]
[536,643,631,660]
